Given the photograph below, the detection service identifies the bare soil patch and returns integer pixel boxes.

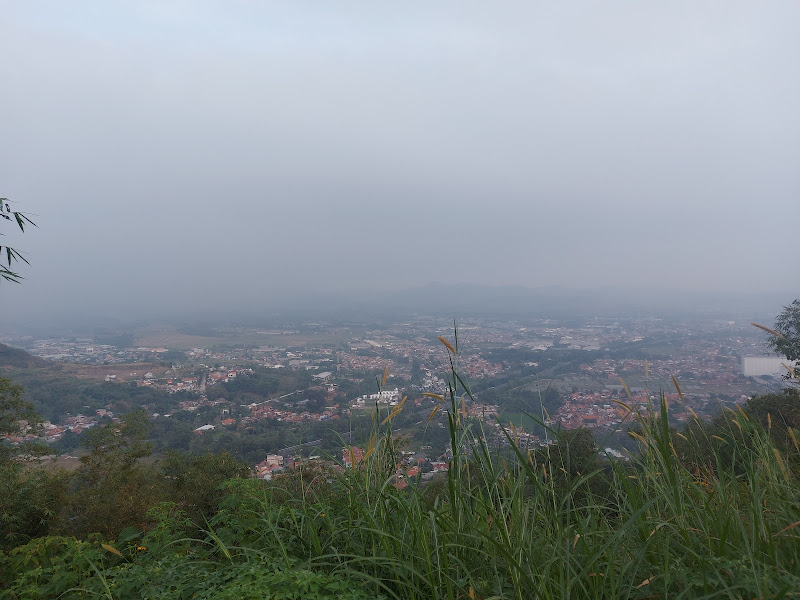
[60,362,169,382]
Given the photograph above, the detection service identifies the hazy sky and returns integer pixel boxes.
[1,1,798,322]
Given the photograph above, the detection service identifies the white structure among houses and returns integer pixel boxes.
[741,356,797,377]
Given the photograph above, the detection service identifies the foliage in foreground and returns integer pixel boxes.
[2,338,800,599]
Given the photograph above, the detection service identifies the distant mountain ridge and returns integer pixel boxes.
[0,343,49,369]
[167,283,790,326]
[5,283,788,331]
[335,283,788,320]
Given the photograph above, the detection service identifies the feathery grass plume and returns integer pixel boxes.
[773,448,790,481]
[636,576,655,590]
[381,366,388,387]
[775,520,800,536]
[422,392,444,401]
[362,434,377,461]
[427,404,441,423]
[381,397,406,425]
[510,422,520,446]
[101,543,123,558]
[671,376,685,404]
[629,430,646,443]
[438,336,456,354]
[751,322,785,338]
[645,359,649,379]
[737,405,750,421]
[619,376,632,399]
[789,427,800,452]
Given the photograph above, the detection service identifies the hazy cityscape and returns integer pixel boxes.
[1,2,798,596]
[3,305,793,476]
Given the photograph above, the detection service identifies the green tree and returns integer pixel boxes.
[0,463,69,549]
[768,299,800,363]
[745,388,800,456]
[0,380,68,548]
[753,299,800,386]
[61,410,163,538]
[161,450,250,525]
[0,378,42,460]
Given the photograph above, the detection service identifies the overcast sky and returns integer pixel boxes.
[1,1,798,323]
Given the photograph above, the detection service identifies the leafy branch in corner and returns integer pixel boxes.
[0,197,37,283]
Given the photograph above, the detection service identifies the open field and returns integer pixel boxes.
[25,450,161,473]
[23,451,87,472]
[60,362,170,382]
[134,326,356,350]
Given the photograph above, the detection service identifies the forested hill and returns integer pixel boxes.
[0,343,49,369]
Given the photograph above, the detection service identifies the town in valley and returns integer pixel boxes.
[2,308,792,483]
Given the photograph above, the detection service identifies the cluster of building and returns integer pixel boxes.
[349,388,402,409]
[336,352,395,374]
[242,402,342,425]
[3,409,114,445]
[175,395,230,413]
[556,390,647,429]
[22,338,171,364]
[133,367,255,394]
[255,454,285,480]
[456,354,504,379]
[338,446,451,489]
[47,412,107,438]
